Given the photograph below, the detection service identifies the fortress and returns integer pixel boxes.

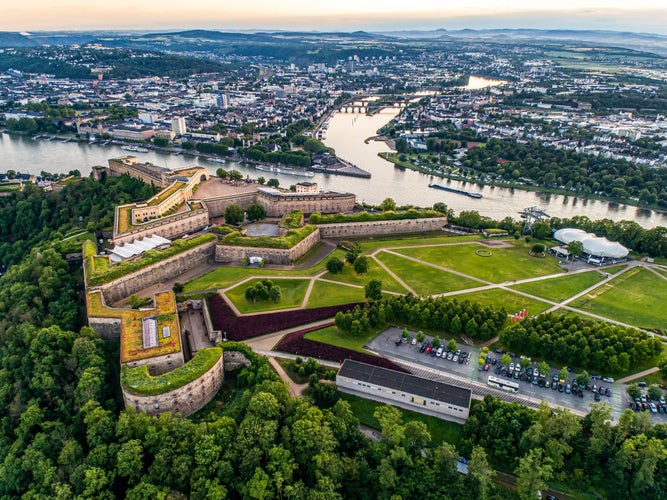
[85,157,447,417]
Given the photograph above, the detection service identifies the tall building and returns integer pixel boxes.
[171,117,187,136]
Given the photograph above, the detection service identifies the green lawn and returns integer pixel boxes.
[339,392,464,447]
[454,288,552,316]
[569,268,667,330]
[510,271,607,303]
[394,241,565,283]
[356,233,481,253]
[225,278,311,313]
[183,248,347,292]
[304,325,377,352]
[306,280,366,309]
[322,258,408,294]
[376,251,482,295]
[652,267,667,280]
[602,264,628,275]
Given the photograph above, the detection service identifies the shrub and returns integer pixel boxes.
[309,209,444,224]
[531,243,546,253]
[207,294,364,341]
[276,329,409,373]
[280,210,304,229]
[221,225,317,249]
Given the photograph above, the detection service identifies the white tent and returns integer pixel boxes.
[553,228,629,259]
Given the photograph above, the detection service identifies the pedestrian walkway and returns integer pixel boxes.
[615,366,660,384]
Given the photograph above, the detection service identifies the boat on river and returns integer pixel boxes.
[429,183,483,199]
[255,164,315,178]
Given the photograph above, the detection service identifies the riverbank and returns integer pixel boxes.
[378,150,667,216]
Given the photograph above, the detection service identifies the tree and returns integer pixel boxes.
[516,448,553,500]
[379,198,396,211]
[395,137,408,153]
[433,202,449,215]
[257,176,265,184]
[532,222,552,240]
[353,256,368,274]
[172,282,184,293]
[228,169,244,185]
[345,250,359,265]
[501,353,511,366]
[216,168,228,179]
[224,204,244,225]
[416,331,425,343]
[626,384,642,400]
[432,336,441,348]
[246,203,266,222]
[364,279,382,300]
[568,240,584,259]
[559,367,570,382]
[267,178,279,188]
[468,446,495,500]
[538,361,550,377]
[325,257,344,274]
[647,384,663,402]
[447,338,458,353]
[575,370,590,387]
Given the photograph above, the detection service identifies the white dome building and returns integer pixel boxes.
[553,228,629,263]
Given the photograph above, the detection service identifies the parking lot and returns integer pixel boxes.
[366,327,667,422]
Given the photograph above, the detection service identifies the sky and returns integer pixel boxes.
[4,0,667,34]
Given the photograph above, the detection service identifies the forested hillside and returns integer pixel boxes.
[0,176,665,498]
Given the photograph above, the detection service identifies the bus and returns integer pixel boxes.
[488,376,519,393]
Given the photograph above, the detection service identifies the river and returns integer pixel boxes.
[1,114,666,229]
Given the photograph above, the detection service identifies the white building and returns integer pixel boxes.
[336,360,471,423]
[172,117,187,136]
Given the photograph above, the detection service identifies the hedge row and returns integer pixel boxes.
[86,234,216,286]
[208,293,363,340]
[309,209,444,224]
[275,329,409,373]
[121,347,222,396]
[220,225,317,249]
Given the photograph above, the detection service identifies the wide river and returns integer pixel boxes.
[1,109,666,228]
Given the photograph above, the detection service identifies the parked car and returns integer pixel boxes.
[411,337,417,345]
[509,363,515,374]
[565,384,571,394]
[436,347,444,357]
[446,352,453,360]
[395,337,403,346]
[458,357,465,364]
[419,342,428,353]
[605,388,612,397]
[602,376,614,383]
[637,381,647,388]
[425,345,432,354]
[558,383,564,392]
[484,364,490,371]
[495,349,503,354]
[491,358,497,365]
[594,393,601,402]
[532,376,539,385]
[452,355,459,363]
[630,402,637,411]
[650,402,658,413]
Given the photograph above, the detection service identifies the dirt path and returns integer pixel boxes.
[370,254,416,295]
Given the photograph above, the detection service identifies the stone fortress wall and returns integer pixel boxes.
[198,192,258,218]
[214,227,321,265]
[96,239,217,304]
[113,208,210,246]
[256,188,356,217]
[318,217,447,238]
[122,350,224,417]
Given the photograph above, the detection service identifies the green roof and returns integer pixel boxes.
[121,347,222,396]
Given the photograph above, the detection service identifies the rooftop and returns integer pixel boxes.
[87,290,182,364]
[338,359,472,409]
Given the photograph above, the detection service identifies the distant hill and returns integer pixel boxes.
[0,32,39,48]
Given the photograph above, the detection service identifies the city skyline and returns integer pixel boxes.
[3,1,667,34]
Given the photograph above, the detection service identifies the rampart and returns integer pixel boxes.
[197,191,258,218]
[214,226,320,265]
[257,189,355,217]
[113,207,209,246]
[122,349,224,417]
[95,239,217,303]
[317,217,447,238]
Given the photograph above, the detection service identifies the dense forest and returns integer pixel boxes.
[0,175,156,266]
[462,137,667,206]
[0,176,666,498]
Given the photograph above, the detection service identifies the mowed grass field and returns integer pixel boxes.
[321,258,407,294]
[393,241,565,283]
[304,325,376,352]
[569,267,667,330]
[453,288,552,316]
[376,251,482,295]
[306,280,366,309]
[183,248,348,292]
[511,270,607,303]
[225,278,310,313]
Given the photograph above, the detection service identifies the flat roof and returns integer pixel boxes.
[338,359,471,409]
